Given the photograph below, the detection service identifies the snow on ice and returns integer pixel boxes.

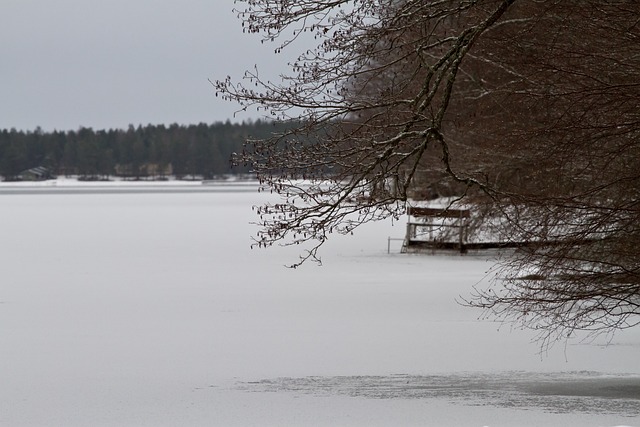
[0,181,638,426]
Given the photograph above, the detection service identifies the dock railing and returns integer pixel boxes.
[403,206,471,253]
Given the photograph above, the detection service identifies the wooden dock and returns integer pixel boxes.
[400,206,597,254]
[402,207,471,253]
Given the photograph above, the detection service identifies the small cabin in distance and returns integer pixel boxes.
[16,166,54,181]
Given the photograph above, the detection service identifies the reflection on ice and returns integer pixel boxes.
[240,371,640,417]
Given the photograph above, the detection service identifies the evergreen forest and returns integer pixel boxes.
[0,120,293,181]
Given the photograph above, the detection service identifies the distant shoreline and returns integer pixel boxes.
[0,177,260,195]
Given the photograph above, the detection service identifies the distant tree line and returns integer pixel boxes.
[0,120,295,181]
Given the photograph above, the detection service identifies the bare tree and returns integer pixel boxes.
[216,0,640,343]
[455,1,640,345]
[217,0,516,262]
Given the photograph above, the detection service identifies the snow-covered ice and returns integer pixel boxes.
[0,182,638,426]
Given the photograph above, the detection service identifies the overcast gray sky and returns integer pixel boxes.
[1,1,291,131]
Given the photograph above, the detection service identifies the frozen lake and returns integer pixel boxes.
[0,182,638,426]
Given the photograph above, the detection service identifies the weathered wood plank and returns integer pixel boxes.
[407,207,470,219]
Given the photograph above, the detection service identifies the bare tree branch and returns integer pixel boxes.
[217,0,640,342]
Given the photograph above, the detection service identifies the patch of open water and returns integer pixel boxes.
[239,371,640,418]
